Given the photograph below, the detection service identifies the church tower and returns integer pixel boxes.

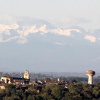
[24,70,30,79]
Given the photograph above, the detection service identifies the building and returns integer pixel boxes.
[24,70,30,79]
[0,70,30,85]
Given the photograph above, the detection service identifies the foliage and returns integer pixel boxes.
[0,83,100,100]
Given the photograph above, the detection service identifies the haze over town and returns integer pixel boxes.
[0,0,100,73]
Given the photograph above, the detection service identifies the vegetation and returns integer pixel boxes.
[0,83,100,100]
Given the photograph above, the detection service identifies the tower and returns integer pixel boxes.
[57,78,60,82]
[86,70,95,85]
[24,70,29,79]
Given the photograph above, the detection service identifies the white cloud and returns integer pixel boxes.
[0,23,81,37]
[39,25,48,34]
[0,35,27,44]
[50,28,81,36]
[17,25,38,36]
[3,36,19,42]
[10,24,19,30]
[17,26,63,36]
[17,25,48,36]
[17,25,81,37]
[0,23,22,43]
[0,23,19,35]
[51,28,71,36]
[55,42,66,45]
[84,35,96,42]
[0,23,88,44]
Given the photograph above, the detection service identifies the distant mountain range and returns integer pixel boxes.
[0,17,100,72]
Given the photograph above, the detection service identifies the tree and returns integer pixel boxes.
[62,92,74,100]
[27,95,33,100]
[49,84,66,100]
[82,83,94,99]
[93,83,100,99]
[5,84,16,96]
[3,94,21,100]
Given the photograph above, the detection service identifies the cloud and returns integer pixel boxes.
[51,28,71,36]
[84,35,96,42]
[55,42,66,45]
[17,25,38,36]
[50,28,81,36]
[39,25,48,33]
[3,36,19,42]
[17,25,48,36]
[0,23,23,44]
[16,24,81,37]
[0,23,19,35]
[0,35,27,44]
[0,23,91,44]
[0,23,82,44]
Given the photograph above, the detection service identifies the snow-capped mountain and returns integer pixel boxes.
[0,17,100,72]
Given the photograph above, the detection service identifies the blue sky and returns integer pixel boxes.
[0,0,100,73]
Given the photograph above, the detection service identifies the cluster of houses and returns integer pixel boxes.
[0,70,68,90]
[0,70,30,89]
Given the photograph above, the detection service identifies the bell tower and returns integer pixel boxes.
[24,70,29,79]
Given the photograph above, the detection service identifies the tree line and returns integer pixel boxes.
[0,83,100,100]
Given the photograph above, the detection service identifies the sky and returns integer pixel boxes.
[0,0,100,73]
[0,0,100,29]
